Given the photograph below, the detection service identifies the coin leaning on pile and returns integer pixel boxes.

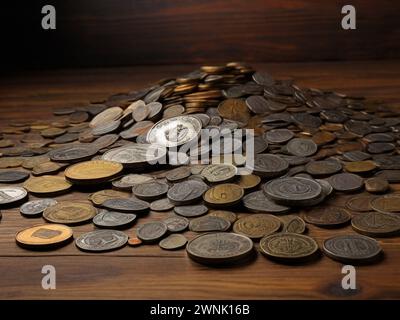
[1,62,400,266]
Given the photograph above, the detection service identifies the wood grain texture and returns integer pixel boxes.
[2,0,400,69]
[0,61,400,299]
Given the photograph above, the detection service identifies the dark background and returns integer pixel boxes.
[1,0,399,70]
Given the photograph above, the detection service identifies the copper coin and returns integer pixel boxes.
[365,177,390,194]
[208,210,237,223]
[303,206,351,227]
[89,189,131,206]
[233,214,281,239]
[159,234,188,250]
[23,176,72,196]
[346,195,376,212]
[344,160,377,174]
[370,194,400,214]
[352,211,400,237]
[203,183,244,207]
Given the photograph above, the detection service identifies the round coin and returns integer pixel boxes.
[303,206,351,227]
[0,186,28,206]
[137,221,168,243]
[252,154,289,178]
[201,164,237,183]
[370,194,400,214]
[150,198,175,211]
[132,181,169,201]
[159,234,188,250]
[102,198,150,213]
[65,160,123,184]
[16,224,73,249]
[208,210,237,223]
[346,195,376,212]
[23,176,72,196]
[189,216,231,232]
[305,160,342,176]
[243,190,290,213]
[49,145,98,163]
[76,229,128,252]
[93,209,136,229]
[328,173,364,192]
[20,198,57,217]
[203,183,244,207]
[43,201,97,225]
[286,138,318,157]
[280,215,306,234]
[167,180,208,205]
[351,211,400,237]
[89,189,130,206]
[233,214,282,239]
[0,170,30,183]
[174,204,209,217]
[163,216,189,232]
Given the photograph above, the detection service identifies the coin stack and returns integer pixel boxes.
[1,62,400,265]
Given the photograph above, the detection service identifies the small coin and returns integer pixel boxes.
[286,138,318,157]
[174,204,209,217]
[137,221,168,243]
[132,181,169,201]
[346,195,376,212]
[102,198,150,213]
[280,215,306,234]
[323,234,382,264]
[0,170,30,183]
[167,180,208,205]
[189,216,231,232]
[201,164,237,183]
[93,209,136,229]
[159,234,188,250]
[186,232,254,265]
[370,194,400,214]
[328,173,364,192]
[303,206,351,227]
[150,198,174,211]
[23,176,72,196]
[128,237,143,247]
[163,216,189,232]
[243,190,290,213]
[351,211,400,237]
[0,186,28,206]
[365,177,390,194]
[16,224,73,249]
[203,183,244,207]
[259,233,319,262]
[252,154,289,178]
[49,145,98,163]
[208,210,237,223]
[65,160,123,184]
[233,214,282,239]
[43,201,97,225]
[20,198,57,217]
[89,189,131,206]
[305,160,342,176]
[76,229,128,252]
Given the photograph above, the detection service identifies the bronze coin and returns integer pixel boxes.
[217,99,251,123]
[280,215,306,234]
[303,206,351,227]
[344,160,377,174]
[89,189,131,206]
[23,176,72,196]
[365,177,390,194]
[208,210,237,223]
[233,214,281,239]
[346,195,376,212]
[328,173,364,192]
[235,174,261,191]
[43,201,97,225]
[16,224,73,249]
[203,183,244,207]
[370,194,400,214]
[352,211,400,237]
[159,234,188,250]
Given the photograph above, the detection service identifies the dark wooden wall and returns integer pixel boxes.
[1,0,399,70]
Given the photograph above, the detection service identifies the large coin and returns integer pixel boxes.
[0,170,30,183]
[49,145,98,163]
[76,229,128,252]
[20,198,58,217]
[167,180,208,205]
[252,154,289,178]
[263,177,322,206]
[303,206,351,227]
[203,183,244,207]
[243,190,290,214]
[364,177,389,194]
[370,194,400,214]
[65,160,123,184]
[147,116,202,148]
[201,164,237,183]
[23,176,72,196]
[0,186,28,206]
[186,232,254,265]
[189,216,231,232]
[328,173,364,192]
[93,209,136,229]
[259,233,319,262]
[286,138,318,157]
[132,181,169,201]
[16,224,73,249]
[323,234,382,264]
[233,214,281,239]
[351,211,400,237]
[137,221,168,243]
[159,234,188,250]
[43,201,97,225]
[102,198,150,213]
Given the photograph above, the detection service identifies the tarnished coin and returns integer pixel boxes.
[32,161,66,176]
[346,195,375,212]
[323,234,382,264]
[20,198,57,217]
[0,186,28,206]
[147,115,202,148]
[344,160,377,174]
[328,173,364,192]
[263,177,322,206]
[235,174,261,191]
[167,180,208,205]
[243,190,290,214]
[16,224,73,249]
[259,233,319,261]
[0,157,23,169]
[132,181,169,201]
[89,189,131,206]
[218,99,251,123]
[352,211,400,237]
[102,143,167,168]
[303,206,351,227]
[163,216,189,232]
[0,170,30,183]
[252,154,289,178]
[280,215,306,234]
[370,194,400,214]
[150,198,174,211]
[159,234,188,250]
[90,106,123,128]
[375,170,400,183]
[286,138,318,157]
[203,183,244,207]
[263,129,294,144]
[186,232,254,265]
[49,145,98,163]
[305,160,342,176]
[201,164,237,183]
[112,174,154,191]
[174,204,208,217]
[93,209,136,229]
[102,198,150,213]
[65,160,123,184]
[245,95,270,114]
[137,221,168,243]
[365,177,389,194]
[208,210,237,224]
[189,216,231,232]
[76,229,128,252]
[43,201,97,225]
[233,214,282,239]
[23,176,72,196]
[165,166,192,182]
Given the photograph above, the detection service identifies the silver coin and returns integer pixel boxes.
[167,180,208,205]
[201,164,237,183]
[137,221,168,243]
[132,181,169,201]
[93,209,136,229]
[286,138,318,157]
[243,190,290,214]
[163,216,189,232]
[174,204,209,217]
[20,198,57,217]
[189,216,231,232]
[0,187,28,206]
[75,229,128,252]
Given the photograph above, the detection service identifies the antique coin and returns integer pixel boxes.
[328,173,364,192]
[49,145,98,163]
[89,189,130,206]
[65,160,123,184]
[259,233,319,261]
[344,160,377,174]
[252,154,289,178]
[93,209,136,229]
[165,166,192,182]
[90,107,123,128]
[189,216,231,232]
[186,232,254,265]
[16,224,73,249]
[163,216,189,232]
[346,195,375,212]
[208,210,237,223]
[305,160,342,176]
[370,194,400,214]
[235,174,261,191]
[351,211,400,237]
[233,214,281,239]
[159,234,188,250]
[137,221,168,243]
[203,183,244,207]
[174,204,209,217]
[132,181,169,201]
[76,229,128,252]
[167,180,208,205]
[0,170,30,183]
[323,234,382,264]
[112,174,154,191]
[286,138,318,157]
[365,177,389,194]
[201,164,237,183]
[303,207,351,227]
[280,215,306,234]
[23,176,72,196]
[264,129,294,144]
[150,198,175,211]
[20,198,57,217]
[43,201,97,225]
[102,198,150,213]
[243,190,290,214]
[0,186,28,206]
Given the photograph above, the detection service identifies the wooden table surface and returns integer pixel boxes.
[1,60,400,299]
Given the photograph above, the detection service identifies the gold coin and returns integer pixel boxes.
[16,224,73,249]
[203,183,244,207]
[89,189,131,206]
[236,174,261,190]
[23,175,72,195]
[344,160,377,173]
[0,157,23,168]
[65,160,123,184]
[43,201,97,225]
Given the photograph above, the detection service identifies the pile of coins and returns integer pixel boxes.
[1,62,400,265]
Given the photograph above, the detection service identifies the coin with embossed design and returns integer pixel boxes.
[233,214,281,239]
[23,176,72,196]
[76,229,128,252]
[65,160,123,184]
[20,198,57,217]
[351,211,400,237]
[93,209,136,229]
[137,221,168,243]
[16,224,73,249]
[43,201,97,225]
[303,206,351,227]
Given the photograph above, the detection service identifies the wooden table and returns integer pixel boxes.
[1,60,400,299]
